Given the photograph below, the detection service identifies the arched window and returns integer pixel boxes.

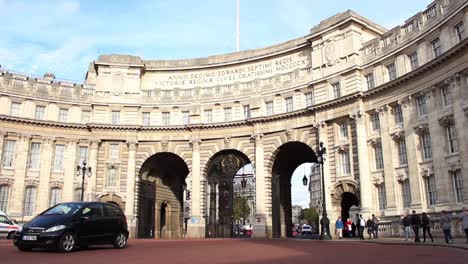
[0,185,10,212]
[23,187,37,216]
[107,166,117,187]
[49,188,62,207]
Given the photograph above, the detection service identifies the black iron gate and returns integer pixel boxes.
[138,180,156,238]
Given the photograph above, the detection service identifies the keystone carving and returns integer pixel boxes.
[438,114,454,128]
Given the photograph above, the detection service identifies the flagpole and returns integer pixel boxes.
[236,0,240,52]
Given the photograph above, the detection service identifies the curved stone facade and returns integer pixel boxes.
[0,0,467,238]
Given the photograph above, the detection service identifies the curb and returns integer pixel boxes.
[325,239,468,250]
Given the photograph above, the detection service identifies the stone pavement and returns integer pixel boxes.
[331,237,468,250]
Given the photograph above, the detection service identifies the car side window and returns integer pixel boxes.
[0,215,9,224]
[103,204,122,217]
[81,204,104,217]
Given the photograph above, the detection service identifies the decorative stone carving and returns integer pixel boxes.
[335,144,349,153]
[372,172,384,186]
[285,129,294,141]
[50,180,64,188]
[414,124,429,136]
[111,72,124,96]
[325,41,339,66]
[390,126,405,142]
[223,137,231,149]
[189,138,201,150]
[420,167,433,178]
[161,139,169,152]
[0,177,14,185]
[367,136,381,146]
[438,114,454,127]
[395,170,409,183]
[90,139,101,149]
[250,133,263,144]
[24,179,39,187]
[126,140,138,150]
[349,109,363,120]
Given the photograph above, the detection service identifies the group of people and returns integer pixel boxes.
[402,207,468,244]
[335,214,380,240]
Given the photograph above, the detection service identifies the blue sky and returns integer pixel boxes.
[1,0,432,82]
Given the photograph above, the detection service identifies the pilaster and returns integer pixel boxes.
[187,137,204,238]
[87,139,100,201]
[252,132,267,238]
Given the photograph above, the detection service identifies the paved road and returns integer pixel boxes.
[0,238,466,264]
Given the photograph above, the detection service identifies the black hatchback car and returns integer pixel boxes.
[13,202,128,252]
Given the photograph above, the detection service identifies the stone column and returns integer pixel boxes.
[36,137,53,213]
[9,134,30,219]
[87,140,100,201]
[125,140,137,237]
[187,138,204,238]
[252,133,267,238]
[380,107,398,214]
[62,139,77,202]
[352,112,374,214]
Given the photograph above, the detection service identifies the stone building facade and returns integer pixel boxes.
[0,0,467,239]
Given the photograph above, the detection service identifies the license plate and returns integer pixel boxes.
[23,235,37,241]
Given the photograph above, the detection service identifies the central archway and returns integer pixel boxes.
[136,152,189,239]
[205,149,251,238]
[271,141,317,238]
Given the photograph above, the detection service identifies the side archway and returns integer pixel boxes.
[270,141,317,238]
[136,152,189,239]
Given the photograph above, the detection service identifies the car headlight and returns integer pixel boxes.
[45,225,66,232]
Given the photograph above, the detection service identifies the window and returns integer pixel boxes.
[58,108,68,122]
[23,187,37,216]
[386,63,397,81]
[0,185,10,212]
[305,92,313,107]
[78,146,88,165]
[374,143,384,170]
[397,140,408,166]
[109,144,119,159]
[365,73,375,89]
[2,140,16,167]
[454,22,465,42]
[285,97,293,112]
[104,204,123,217]
[111,111,120,125]
[408,52,419,70]
[73,188,82,202]
[394,104,403,125]
[142,112,150,126]
[35,106,45,120]
[370,113,380,131]
[107,167,117,187]
[431,38,441,57]
[332,82,341,99]
[401,179,412,208]
[425,176,437,206]
[49,188,62,207]
[82,203,104,217]
[243,105,251,119]
[224,107,232,122]
[339,122,348,139]
[416,96,427,117]
[421,133,432,160]
[447,125,458,153]
[265,101,273,115]
[452,170,464,203]
[81,110,91,123]
[28,142,41,170]
[204,109,212,123]
[378,184,387,211]
[53,144,65,172]
[162,112,170,125]
[181,111,189,125]
[341,152,351,176]
[10,102,21,117]
[440,85,452,107]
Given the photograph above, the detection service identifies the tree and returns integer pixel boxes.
[300,208,319,228]
[233,196,251,223]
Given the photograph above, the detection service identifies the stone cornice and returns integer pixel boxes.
[0,115,86,129]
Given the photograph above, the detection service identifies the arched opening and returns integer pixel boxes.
[340,192,359,237]
[136,152,189,239]
[271,142,317,238]
[205,150,252,238]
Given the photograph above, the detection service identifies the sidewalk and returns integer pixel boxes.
[334,237,468,250]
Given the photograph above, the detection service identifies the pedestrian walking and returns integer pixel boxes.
[335,216,344,239]
[440,210,454,244]
[366,217,374,239]
[410,210,421,243]
[421,212,434,243]
[372,214,380,239]
[455,207,468,244]
[345,218,352,238]
[358,214,365,240]
[401,213,412,241]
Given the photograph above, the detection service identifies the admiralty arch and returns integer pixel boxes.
[0,0,467,239]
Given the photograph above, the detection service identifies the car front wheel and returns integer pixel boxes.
[113,232,127,249]
[58,232,76,253]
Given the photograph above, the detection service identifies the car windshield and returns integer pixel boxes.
[42,203,83,215]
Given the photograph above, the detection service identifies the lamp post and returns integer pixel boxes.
[76,161,92,201]
[317,142,331,240]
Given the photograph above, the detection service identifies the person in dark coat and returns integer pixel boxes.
[421,212,434,243]
[366,217,374,239]
[410,210,421,243]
